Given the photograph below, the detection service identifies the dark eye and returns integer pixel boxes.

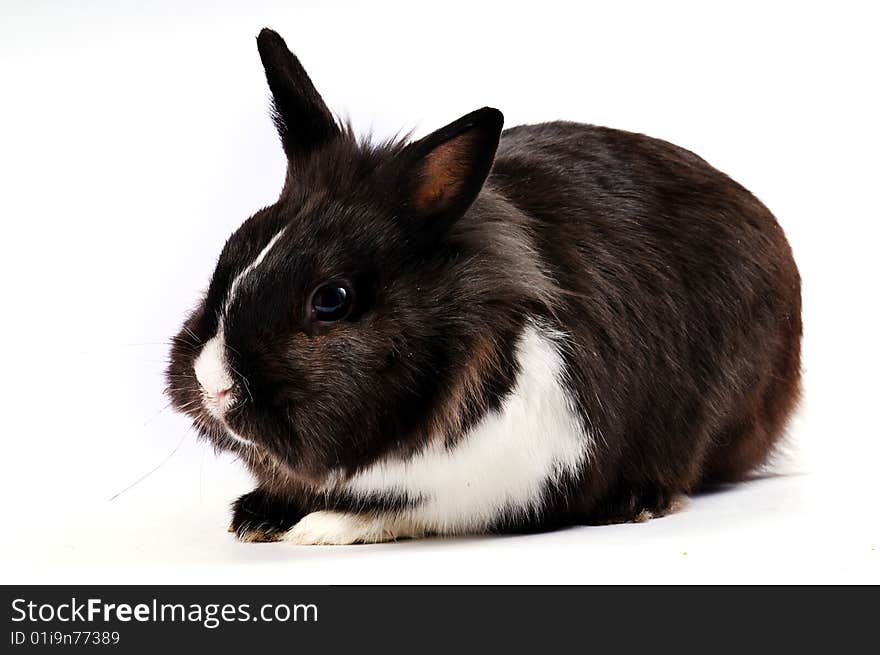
[310,281,354,322]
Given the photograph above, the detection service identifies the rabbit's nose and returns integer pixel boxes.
[202,382,234,418]
[193,331,235,415]
[206,384,233,403]
[207,383,233,413]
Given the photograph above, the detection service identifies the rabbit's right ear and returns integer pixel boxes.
[256,28,340,160]
[396,107,503,233]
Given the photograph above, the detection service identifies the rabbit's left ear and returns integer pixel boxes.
[398,107,504,227]
[256,28,340,160]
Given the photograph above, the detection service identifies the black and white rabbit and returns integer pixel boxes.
[167,29,802,544]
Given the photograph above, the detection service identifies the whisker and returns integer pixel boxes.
[142,401,173,427]
[108,430,191,502]
[171,399,203,412]
[228,363,254,404]
[163,385,202,394]
[183,326,202,345]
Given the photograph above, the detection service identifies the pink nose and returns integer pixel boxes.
[214,386,231,401]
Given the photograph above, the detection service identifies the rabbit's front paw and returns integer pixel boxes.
[230,489,303,543]
[282,511,419,545]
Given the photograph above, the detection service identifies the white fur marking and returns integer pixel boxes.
[195,226,286,424]
[223,423,254,447]
[193,331,233,406]
[283,511,424,545]
[193,334,252,440]
[336,321,593,535]
[225,226,288,313]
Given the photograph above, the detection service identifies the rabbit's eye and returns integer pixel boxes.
[310,281,354,322]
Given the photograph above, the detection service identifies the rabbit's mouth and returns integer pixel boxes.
[219,419,254,448]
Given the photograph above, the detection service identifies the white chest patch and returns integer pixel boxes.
[338,321,594,534]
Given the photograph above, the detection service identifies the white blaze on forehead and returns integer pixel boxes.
[192,226,286,429]
[225,226,288,314]
[193,330,233,396]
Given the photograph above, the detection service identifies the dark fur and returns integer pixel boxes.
[166,29,801,539]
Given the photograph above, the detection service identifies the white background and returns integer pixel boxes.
[1,0,878,584]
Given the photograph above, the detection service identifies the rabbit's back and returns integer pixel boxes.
[488,122,801,520]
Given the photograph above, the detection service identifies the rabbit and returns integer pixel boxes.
[166,28,802,545]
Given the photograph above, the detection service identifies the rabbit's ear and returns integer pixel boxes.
[256,28,340,160]
[399,107,504,228]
